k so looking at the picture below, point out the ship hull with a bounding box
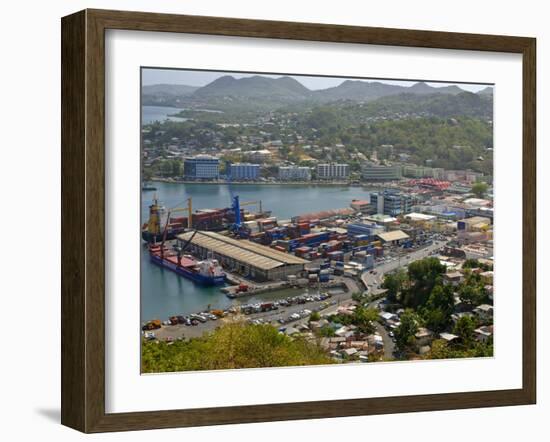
[149,254,225,286]
[142,230,182,243]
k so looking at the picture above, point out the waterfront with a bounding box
[142,105,187,124]
[141,182,372,321]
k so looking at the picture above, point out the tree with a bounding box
[421,284,455,332]
[453,315,476,348]
[463,258,492,271]
[142,167,153,181]
[309,311,321,322]
[353,306,379,335]
[351,291,368,305]
[428,339,450,359]
[394,309,420,353]
[471,181,488,198]
[457,273,487,307]
[382,269,407,304]
[319,325,335,338]
[172,159,182,176]
[401,258,446,309]
[142,322,334,373]
[422,309,448,334]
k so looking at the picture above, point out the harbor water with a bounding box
[141,105,187,124]
[141,181,372,321]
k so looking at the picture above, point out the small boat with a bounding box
[142,182,157,191]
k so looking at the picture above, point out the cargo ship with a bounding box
[149,244,226,285]
[142,196,271,243]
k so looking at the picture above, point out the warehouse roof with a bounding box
[178,231,308,271]
[377,230,410,242]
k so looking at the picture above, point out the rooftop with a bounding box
[178,230,308,271]
[405,212,436,221]
[377,230,410,242]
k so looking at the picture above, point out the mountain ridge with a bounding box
[142,76,494,109]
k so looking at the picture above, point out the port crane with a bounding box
[228,196,264,237]
[226,172,263,236]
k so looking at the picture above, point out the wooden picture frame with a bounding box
[61,8,536,433]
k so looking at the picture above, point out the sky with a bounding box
[141,68,491,93]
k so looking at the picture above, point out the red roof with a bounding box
[407,178,451,190]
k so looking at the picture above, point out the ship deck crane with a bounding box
[239,200,263,214]
[167,197,193,229]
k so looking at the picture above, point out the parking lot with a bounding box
[144,289,352,341]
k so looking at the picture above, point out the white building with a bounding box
[278,166,311,181]
[316,163,350,180]
[362,163,402,181]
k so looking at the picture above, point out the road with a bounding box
[375,323,395,359]
[361,240,449,289]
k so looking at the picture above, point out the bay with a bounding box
[142,105,187,124]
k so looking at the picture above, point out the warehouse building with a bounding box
[377,230,410,245]
[177,231,308,282]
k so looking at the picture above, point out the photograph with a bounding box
[140,68,495,373]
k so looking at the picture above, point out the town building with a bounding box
[316,163,350,180]
[457,216,492,232]
[278,166,312,181]
[347,222,385,239]
[361,163,402,181]
[183,155,220,180]
[369,189,413,216]
[362,214,399,228]
[244,149,272,163]
[402,165,445,179]
[474,304,494,321]
[474,325,494,342]
[444,169,484,184]
[350,199,370,212]
[229,163,260,180]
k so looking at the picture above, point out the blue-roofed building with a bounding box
[347,222,385,239]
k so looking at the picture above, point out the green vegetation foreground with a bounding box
[142,322,334,373]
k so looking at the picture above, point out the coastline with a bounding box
[149,177,394,188]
